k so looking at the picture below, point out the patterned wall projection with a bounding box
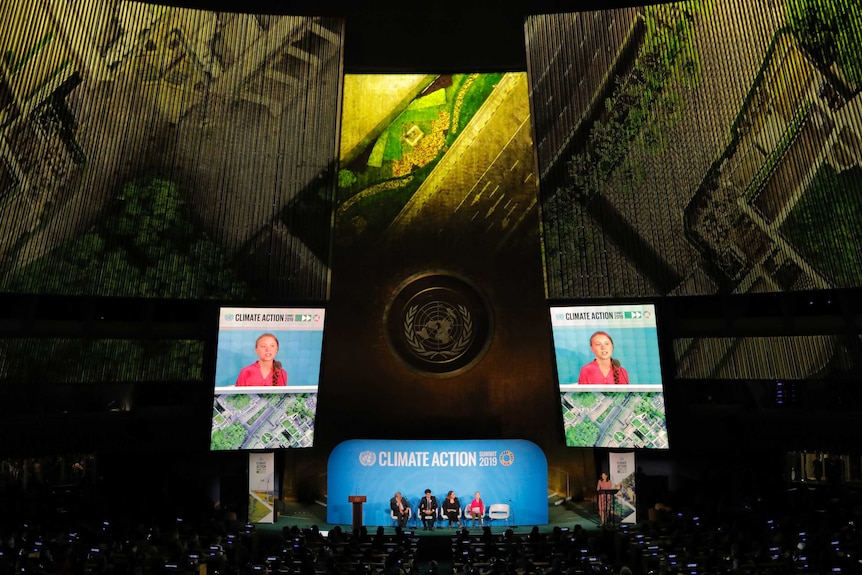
[0,337,204,411]
[672,333,862,411]
[0,1,342,301]
[527,0,862,299]
[673,334,852,380]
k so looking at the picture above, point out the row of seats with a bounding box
[390,504,510,527]
[450,526,621,575]
[282,525,420,575]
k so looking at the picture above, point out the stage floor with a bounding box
[258,498,603,536]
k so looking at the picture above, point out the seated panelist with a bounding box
[468,491,485,527]
[389,491,410,527]
[442,490,462,528]
[418,489,438,531]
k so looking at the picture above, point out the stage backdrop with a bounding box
[248,452,276,523]
[327,439,548,527]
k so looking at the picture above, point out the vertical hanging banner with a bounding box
[609,451,636,524]
[248,452,276,523]
[327,439,548,526]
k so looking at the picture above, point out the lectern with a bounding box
[598,488,619,528]
[348,495,367,529]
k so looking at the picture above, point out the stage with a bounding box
[258,497,604,537]
[236,497,619,573]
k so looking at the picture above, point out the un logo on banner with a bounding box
[386,273,493,377]
[359,451,377,466]
[499,450,514,466]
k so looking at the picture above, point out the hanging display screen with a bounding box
[210,306,326,450]
[549,303,669,449]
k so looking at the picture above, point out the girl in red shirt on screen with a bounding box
[235,333,288,386]
[577,331,629,384]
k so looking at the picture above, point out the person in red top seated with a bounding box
[578,331,629,384]
[468,491,485,527]
[235,333,288,386]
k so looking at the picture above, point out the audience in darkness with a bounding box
[1,456,860,575]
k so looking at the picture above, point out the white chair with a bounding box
[390,506,411,526]
[465,504,484,526]
[417,502,437,528]
[440,503,462,527]
[487,503,510,526]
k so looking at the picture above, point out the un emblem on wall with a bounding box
[386,273,493,376]
[358,451,377,466]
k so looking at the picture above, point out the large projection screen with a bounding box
[550,302,669,449]
[210,306,326,450]
[527,0,862,300]
[0,1,341,302]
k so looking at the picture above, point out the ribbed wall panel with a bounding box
[527,0,862,299]
[672,334,848,380]
[0,1,343,302]
[0,337,204,384]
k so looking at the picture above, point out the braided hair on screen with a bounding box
[271,358,283,386]
[256,333,283,386]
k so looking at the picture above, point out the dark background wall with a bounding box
[1,0,861,521]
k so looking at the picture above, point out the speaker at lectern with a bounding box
[597,489,619,527]
[348,495,366,529]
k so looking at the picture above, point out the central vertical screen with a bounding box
[549,303,668,449]
[210,306,326,450]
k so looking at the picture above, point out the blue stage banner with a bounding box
[327,439,548,527]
